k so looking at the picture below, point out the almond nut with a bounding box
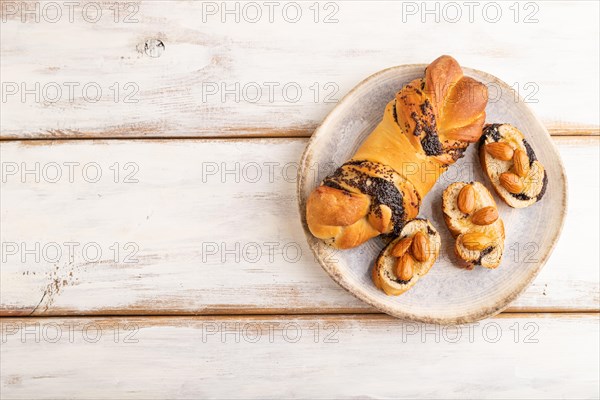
[457,184,475,214]
[471,206,499,225]
[394,253,414,281]
[485,142,514,161]
[391,236,413,257]
[411,231,429,262]
[499,172,524,194]
[461,232,493,251]
[513,149,530,177]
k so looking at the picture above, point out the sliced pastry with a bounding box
[442,182,505,269]
[372,219,441,295]
[479,123,548,208]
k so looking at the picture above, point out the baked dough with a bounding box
[372,219,441,295]
[442,182,505,269]
[306,55,488,249]
[479,123,548,208]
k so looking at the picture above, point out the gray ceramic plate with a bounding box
[297,64,567,324]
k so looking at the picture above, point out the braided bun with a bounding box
[307,55,488,249]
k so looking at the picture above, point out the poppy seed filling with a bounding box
[411,99,444,156]
[481,123,503,143]
[475,246,495,266]
[323,161,407,235]
[480,124,547,203]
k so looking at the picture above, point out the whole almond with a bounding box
[472,206,499,225]
[513,149,530,177]
[499,172,524,194]
[411,231,429,262]
[461,232,493,251]
[391,236,413,257]
[485,142,514,161]
[394,253,414,281]
[457,184,475,214]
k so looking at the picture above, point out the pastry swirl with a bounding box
[306,55,489,249]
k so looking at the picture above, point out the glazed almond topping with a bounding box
[499,172,524,194]
[461,232,493,251]
[485,142,514,161]
[471,206,499,226]
[457,184,475,214]
[513,149,530,177]
[394,253,414,281]
[391,236,413,257]
[411,231,429,261]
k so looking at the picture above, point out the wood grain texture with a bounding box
[1,1,598,138]
[1,136,598,315]
[1,314,599,399]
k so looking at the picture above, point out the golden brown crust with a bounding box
[334,218,381,250]
[425,54,464,113]
[306,186,370,227]
[352,103,445,199]
[439,77,488,138]
[368,204,393,233]
[307,55,489,249]
[372,219,441,295]
[372,260,382,290]
[479,144,492,185]
[479,123,548,208]
[444,112,487,143]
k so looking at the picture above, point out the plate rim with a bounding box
[296,63,569,325]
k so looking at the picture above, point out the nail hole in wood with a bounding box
[144,39,165,58]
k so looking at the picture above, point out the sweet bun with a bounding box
[442,182,505,269]
[479,123,548,208]
[372,219,441,295]
[306,55,488,249]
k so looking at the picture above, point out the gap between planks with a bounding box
[0,132,599,143]
[0,312,598,323]
[1,309,598,319]
[1,134,597,318]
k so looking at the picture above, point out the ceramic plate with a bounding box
[297,64,567,324]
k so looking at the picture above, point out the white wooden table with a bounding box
[1,1,599,398]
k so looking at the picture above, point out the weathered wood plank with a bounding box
[0,136,597,315]
[1,314,598,399]
[1,1,598,138]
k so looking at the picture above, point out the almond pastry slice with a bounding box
[372,219,441,296]
[442,182,505,269]
[479,123,548,208]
